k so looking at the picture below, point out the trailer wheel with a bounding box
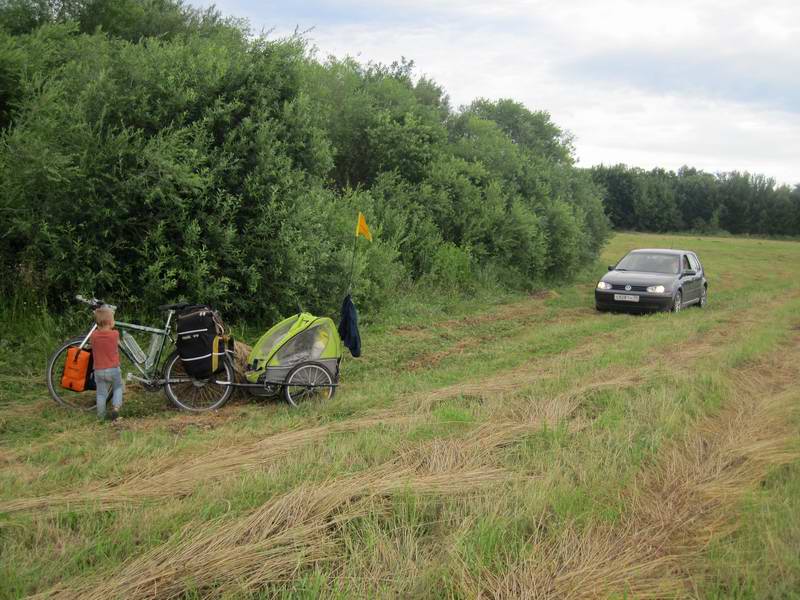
[283,362,335,407]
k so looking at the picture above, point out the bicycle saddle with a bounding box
[158,302,191,311]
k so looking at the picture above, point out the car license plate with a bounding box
[614,294,639,302]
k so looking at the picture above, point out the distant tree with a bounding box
[717,172,755,234]
[589,164,644,230]
[793,185,800,233]
[591,164,798,237]
[635,168,681,232]
[760,185,795,236]
[675,166,720,231]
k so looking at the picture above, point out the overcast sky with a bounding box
[196,1,799,186]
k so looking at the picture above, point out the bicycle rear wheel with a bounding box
[162,351,234,411]
[46,337,105,411]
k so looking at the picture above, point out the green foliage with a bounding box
[423,242,476,293]
[0,2,609,321]
[591,164,800,237]
[0,0,227,40]
[466,97,574,165]
[491,199,548,284]
[543,199,587,278]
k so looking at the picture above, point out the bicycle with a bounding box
[45,295,235,412]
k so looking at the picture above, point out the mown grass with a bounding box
[1,232,800,598]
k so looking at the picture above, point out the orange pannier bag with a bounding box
[61,346,92,392]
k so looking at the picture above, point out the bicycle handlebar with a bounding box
[75,294,117,312]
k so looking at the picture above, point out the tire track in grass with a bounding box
[3,292,795,515]
[14,317,800,597]
[0,415,418,514]
[21,374,612,598]
[482,340,800,599]
[30,414,571,599]
[0,371,600,516]
[30,467,508,600]
[29,333,800,599]
[405,289,798,412]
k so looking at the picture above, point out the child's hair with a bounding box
[94,306,115,328]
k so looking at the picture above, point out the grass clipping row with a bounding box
[484,378,800,599]
[30,393,586,599]
[33,466,508,599]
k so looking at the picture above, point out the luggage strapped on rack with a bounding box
[175,305,233,379]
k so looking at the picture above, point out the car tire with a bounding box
[671,290,682,313]
[698,285,708,308]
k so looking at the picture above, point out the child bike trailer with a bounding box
[245,312,342,406]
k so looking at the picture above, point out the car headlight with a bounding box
[597,281,613,290]
[646,285,666,293]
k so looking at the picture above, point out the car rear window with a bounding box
[616,252,680,274]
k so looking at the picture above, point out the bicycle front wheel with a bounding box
[46,336,105,411]
[163,351,233,412]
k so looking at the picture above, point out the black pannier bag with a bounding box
[175,305,232,378]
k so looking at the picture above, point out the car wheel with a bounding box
[699,285,708,308]
[672,290,682,313]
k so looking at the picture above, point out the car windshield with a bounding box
[615,252,679,274]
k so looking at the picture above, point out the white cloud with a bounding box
[202,0,800,185]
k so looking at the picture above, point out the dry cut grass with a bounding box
[29,378,606,599]
[2,355,626,515]
[481,373,800,599]
[32,467,508,599]
[0,415,416,514]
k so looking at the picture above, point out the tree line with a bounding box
[0,0,610,321]
[590,164,800,236]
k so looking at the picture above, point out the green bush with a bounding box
[543,200,588,279]
[0,2,610,323]
[424,242,475,293]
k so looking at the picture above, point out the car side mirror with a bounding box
[608,265,615,271]
[683,269,696,277]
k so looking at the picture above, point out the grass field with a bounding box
[2,232,800,599]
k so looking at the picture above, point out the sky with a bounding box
[195,1,799,186]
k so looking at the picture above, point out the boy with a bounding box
[91,305,124,421]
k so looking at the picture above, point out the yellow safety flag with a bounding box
[355,211,372,241]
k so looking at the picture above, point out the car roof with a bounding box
[628,248,692,256]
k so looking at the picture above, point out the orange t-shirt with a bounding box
[91,329,120,370]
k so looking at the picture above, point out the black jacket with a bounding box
[338,294,361,358]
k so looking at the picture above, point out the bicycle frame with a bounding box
[76,311,176,381]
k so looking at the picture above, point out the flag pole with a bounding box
[346,230,358,295]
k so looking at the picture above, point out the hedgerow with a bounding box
[0,1,609,320]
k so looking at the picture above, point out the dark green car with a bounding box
[595,249,708,313]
